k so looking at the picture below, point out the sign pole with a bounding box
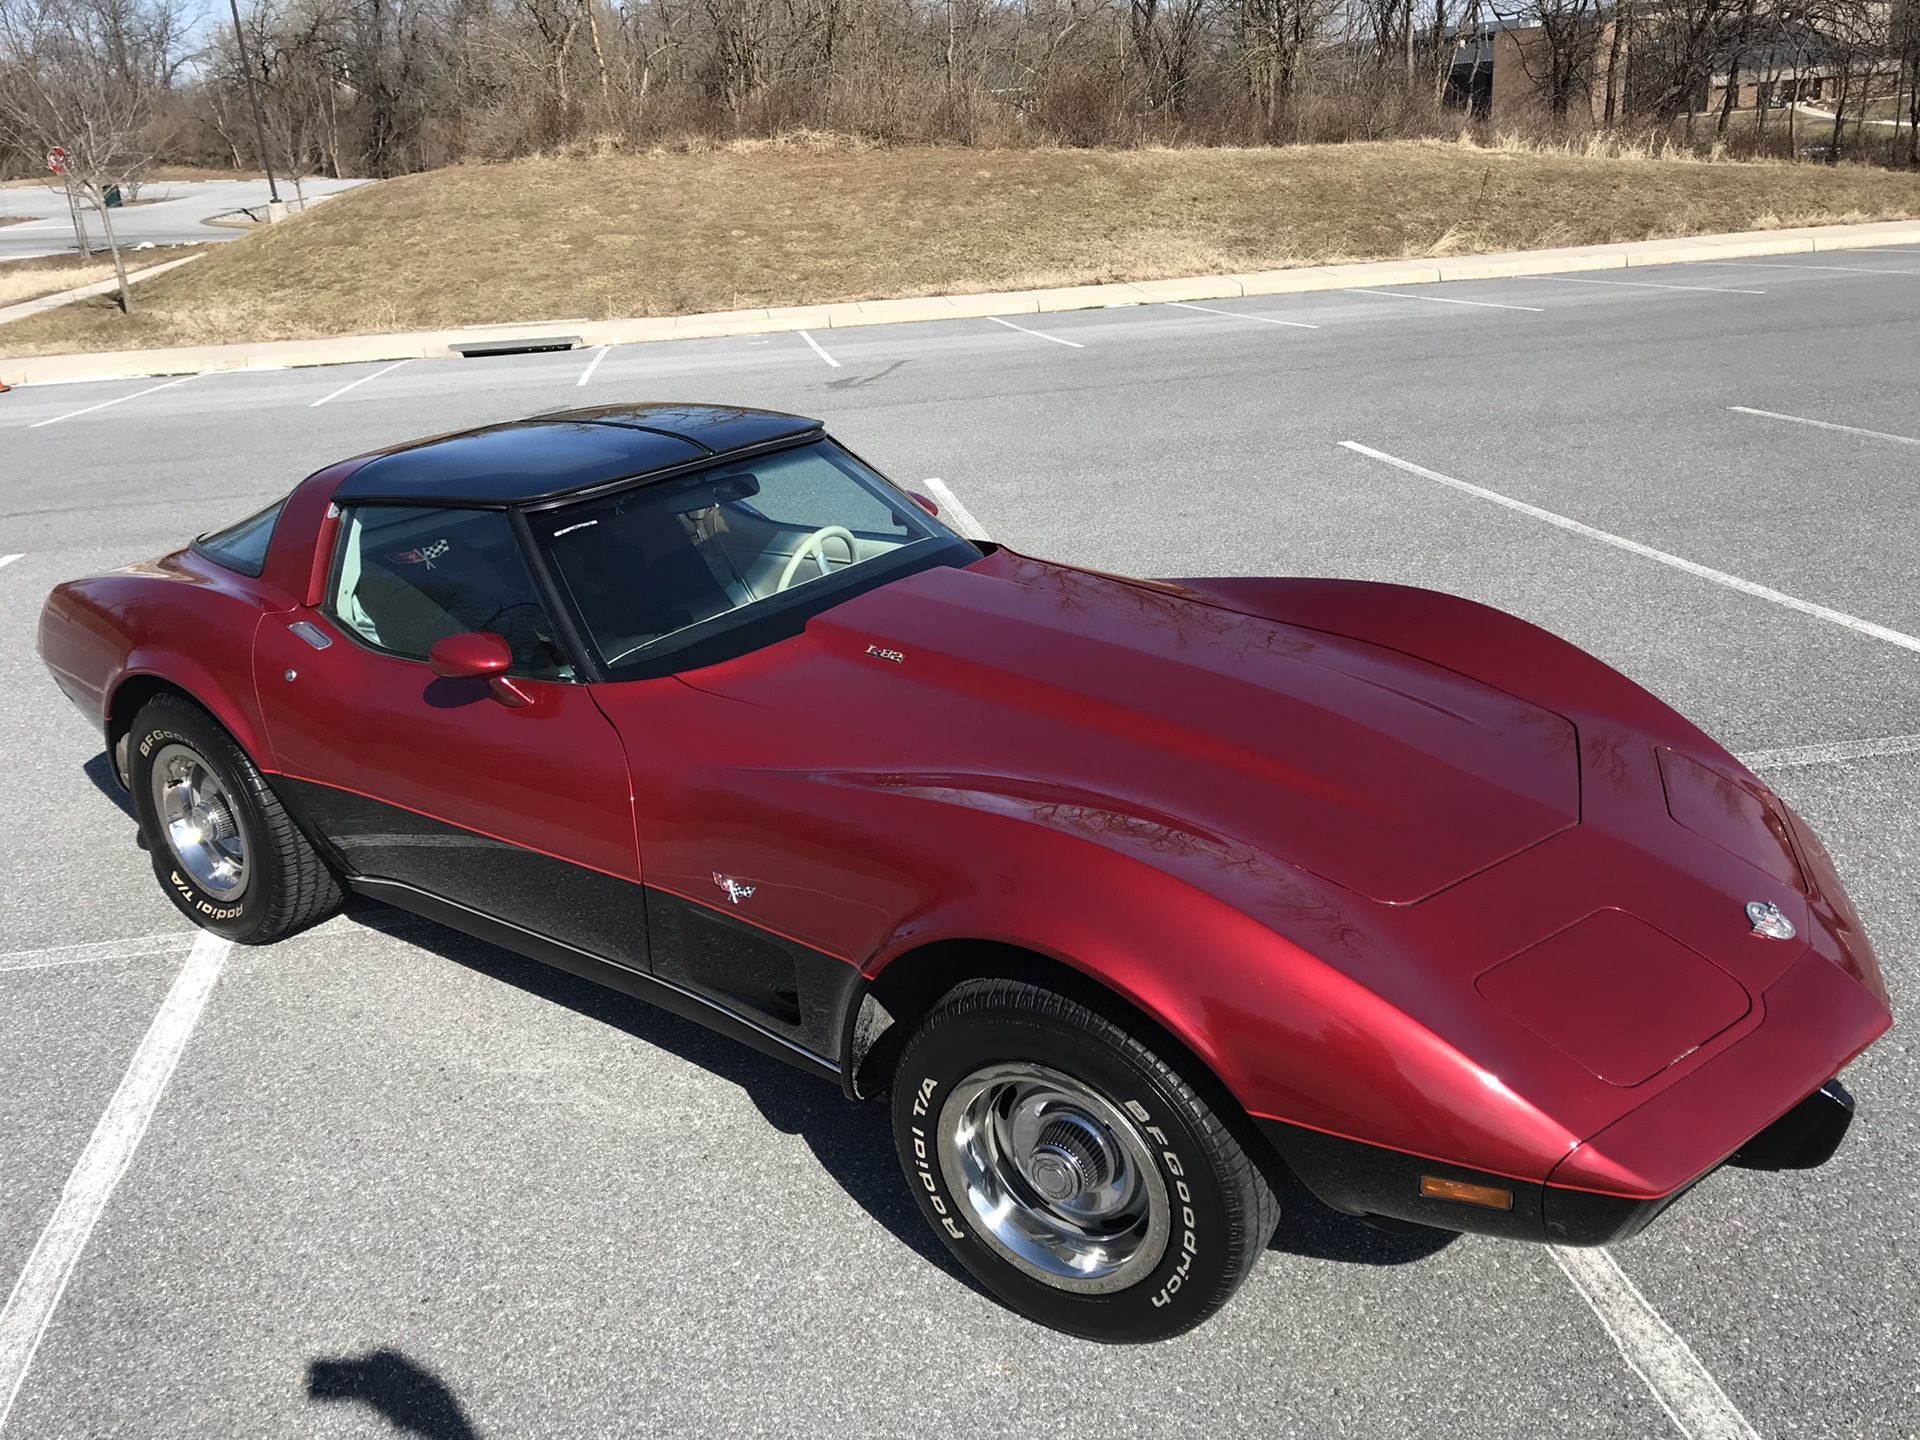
[225,0,282,205]
[47,148,87,258]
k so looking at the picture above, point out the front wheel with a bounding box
[127,694,343,944]
[891,978,1279,1341]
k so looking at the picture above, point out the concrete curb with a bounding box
[5,217,1919,387]
[0,253,205,328]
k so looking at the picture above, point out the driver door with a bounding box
[253,502,647,967]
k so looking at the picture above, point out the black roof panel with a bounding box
[334,404,823,505]
[556,403,823,455]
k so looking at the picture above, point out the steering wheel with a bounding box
[775,526,858,593]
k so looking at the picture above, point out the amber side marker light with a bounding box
[1420,1176,1514,1211]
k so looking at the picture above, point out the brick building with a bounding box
[1448,6,1902,123]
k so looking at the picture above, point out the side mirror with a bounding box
[428,632,530,707]
[906,490,940,517]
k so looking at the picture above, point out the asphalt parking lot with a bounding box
[1,253,1916,1438]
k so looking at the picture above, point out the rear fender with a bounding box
[108,624,273,777]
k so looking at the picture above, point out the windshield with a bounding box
[530,440,975,675]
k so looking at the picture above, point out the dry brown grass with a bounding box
[7,140,1920,358]
[0,246,214,312]
[0,254,120,307]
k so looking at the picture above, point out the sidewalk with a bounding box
[4,217,1919,387]
[0,253,204,328]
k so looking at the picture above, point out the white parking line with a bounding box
[1166,302,1319,330]
[1347,288,1545,313]
[1339,442,1920,655]
[0,930,233,1431]
[1540,276,1766,296]
[1740,732,1920,771]
[1551,1251,1758,1440]
[920,478,990,540]
[29,374,194,429]
[1551,1248,1760,1440]
[1714,261,1920,276]
[799,331,841,368]
[0,934,189,975]
[0,555,21,572]
[310,358,410,408]
[985,315,1085,349]
[576,344,611,387]
[1728,406,1920,448]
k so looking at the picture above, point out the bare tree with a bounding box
[1900,0,1920,164]
[1491,0,1606,119]
[0,0,187,310]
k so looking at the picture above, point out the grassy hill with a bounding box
[7,138,1920,357]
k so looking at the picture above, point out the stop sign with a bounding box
[46,146,66,174]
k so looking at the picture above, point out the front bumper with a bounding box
[1256,792,1890,1247]
[1256,1116,1692,1246]
[1728,1078,1855,1171]
[1260,1076,1856,1247]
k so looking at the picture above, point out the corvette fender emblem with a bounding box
[1745,900,1795,940]
[713,873,756,905]
[865,644,905,664]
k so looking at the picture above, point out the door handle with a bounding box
[288,620,333,650]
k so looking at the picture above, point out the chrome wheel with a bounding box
[938,1062,1169,1293]
[149,743,248,903]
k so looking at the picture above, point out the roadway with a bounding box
[0,250,1916,1438]
[0,179,370,262]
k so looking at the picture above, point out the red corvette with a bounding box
[39,404,1892,1340]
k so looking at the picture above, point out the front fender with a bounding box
[851,814,1580,1186]
[1167,576,1741,772]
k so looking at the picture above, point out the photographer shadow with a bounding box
[307,1348,478,1440]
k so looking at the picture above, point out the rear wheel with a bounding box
[127,694,343,943]
[891,978,1278,1341]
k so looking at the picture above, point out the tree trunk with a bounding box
[1603,9,1625,128]
[586,0,613,113]
[1827,66,1846,159]
[1909,57,1920,166]
[91,187,135,314]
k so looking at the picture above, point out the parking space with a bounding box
[1,252,1916,1437]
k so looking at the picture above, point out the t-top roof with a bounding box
[333,403,825,505]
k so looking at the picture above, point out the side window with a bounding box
[194,498,285,577]
[328,506,572,679]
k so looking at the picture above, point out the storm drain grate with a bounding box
[450,334,583,358]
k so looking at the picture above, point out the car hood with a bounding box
[687,549,1579,906]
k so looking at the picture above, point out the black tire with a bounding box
[127,694,343,944]
[891,978,1279,1342]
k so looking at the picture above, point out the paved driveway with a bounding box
[0,179,370,262]
[0,251,1915,1438]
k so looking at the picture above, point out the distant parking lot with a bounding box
[0,178,369,262]
[2,252,1915,1438]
